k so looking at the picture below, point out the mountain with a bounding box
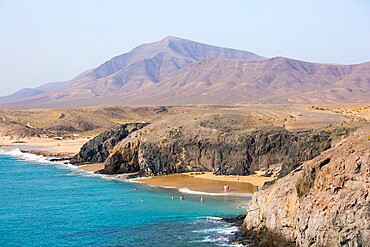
[0,69,92,103]
[1,36,369,108]
[130,57,370,105]
[0,88,46,103]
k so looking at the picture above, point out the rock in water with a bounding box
[243,126,370,246]
[72,122,149,164]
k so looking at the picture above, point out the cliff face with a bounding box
[102,114,348,176]
[243,127,370,246]
[72,122,148,164]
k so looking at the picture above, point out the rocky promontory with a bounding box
[101,113,349,176]
[72,122,148,164]
[243,126,370,246]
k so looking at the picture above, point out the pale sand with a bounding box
[186,171,275,188]
[0,136,88,155]
[140,173,275,194]
[79,163,105,172]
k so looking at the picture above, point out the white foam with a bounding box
[193,218,242,246]
[237,201,250,210]
[199,235,227,243]
[178,187,252,197]
[128,176,151,181]
[199,235,244,246]
[126,177,152,184]
[0,148,51,164]
[143,183,177,189]
[193,225,239,234]
[0,148,80,173]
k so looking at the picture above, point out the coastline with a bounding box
[0,135,268,245]
[0,136,89,157]
[76,163,274,195]
[79,163,105,172]
[185,171,274,188]
[0,136,274,195]
[139,172,273,195]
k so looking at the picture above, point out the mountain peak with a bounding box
[88,36,264,80]
[1,37,367,108]
[161,35,183,42]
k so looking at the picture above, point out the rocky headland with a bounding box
[71,111,351,177]
[72,122,148,164]
[243,126,370,246]
[102,117,348,177]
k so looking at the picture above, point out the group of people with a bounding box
[172,194,185,200]
[134,187,205,203]
[171,194,204,202]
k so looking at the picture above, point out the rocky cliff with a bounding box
[243,126,370,246]
[102,113,349,176]
[72,122,148,164]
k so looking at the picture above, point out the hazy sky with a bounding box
[0,0,369,96]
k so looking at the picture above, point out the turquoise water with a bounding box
[0,150,248,246]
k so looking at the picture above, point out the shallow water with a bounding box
[0,151,249,246]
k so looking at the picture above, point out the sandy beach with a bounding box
[77,164,275,194]
[0,136,89,156]
[186,171,275,188]
[140,172,275,195]
[79,163,105,172]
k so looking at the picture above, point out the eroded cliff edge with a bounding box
[72,122,149,164]
[101,113,350,176]
[243,126,370,246]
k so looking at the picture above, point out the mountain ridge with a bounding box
[1,36,369,108]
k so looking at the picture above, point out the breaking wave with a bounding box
[179,187,252,197]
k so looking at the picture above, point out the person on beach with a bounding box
[224,184,227,192]
[225,184,230,192]
[180,195,184,200]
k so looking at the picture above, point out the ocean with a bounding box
[0,149,249,246]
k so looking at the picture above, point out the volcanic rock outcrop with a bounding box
[73,122,148,164]
[101,114,349,176]
[243,126,370,246]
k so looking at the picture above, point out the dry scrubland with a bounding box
[0,104,368,160]
[1,103,368,140]
[0,103,368,163]
[0,103,366,162]
[0,106,169,139]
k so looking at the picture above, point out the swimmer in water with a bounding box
[200,196,204,202]
[180,195,184,200]
[171,194,174,200]
[133,187,137,191]
[140,199,144,202]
